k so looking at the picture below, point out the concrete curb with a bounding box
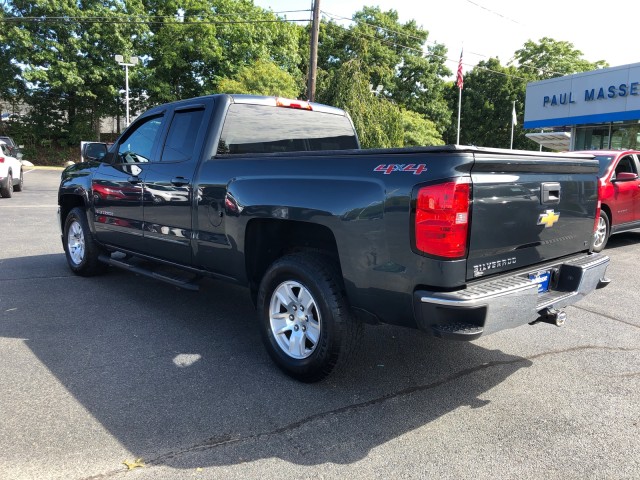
[25,166,66,171]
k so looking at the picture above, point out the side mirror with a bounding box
[81,142,108,162]
[613,172,638,182]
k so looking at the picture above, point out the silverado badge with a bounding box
[537,209,560,228]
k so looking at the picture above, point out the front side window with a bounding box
[117,116,164,163]
[614,155,638,178]
[217,104,358,155]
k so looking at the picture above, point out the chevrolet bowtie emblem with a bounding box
[538,209,560,228]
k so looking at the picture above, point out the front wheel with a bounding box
[593,210,610,253]
[63,207,107,276]
[257,252,361,382]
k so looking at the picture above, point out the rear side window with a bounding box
[595,155,614,178]
[161,109,205,162]
[217,104,358,155]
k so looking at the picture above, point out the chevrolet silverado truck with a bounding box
[58,94,610,382]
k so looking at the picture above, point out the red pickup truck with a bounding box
[574,150,640,252]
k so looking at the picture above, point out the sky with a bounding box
[253,0,640,75]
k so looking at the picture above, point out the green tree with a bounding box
[317,7,451,133]
[6,0,146,144]
[317,60,402,149]
[444,58,532,149]
[513,37,608,80]
[445,37,608,150]
[0,8,20,100]
[139,0,303,105]
[218,59,302,97]
[402,109,443,146]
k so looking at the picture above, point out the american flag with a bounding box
[456,49,464,90]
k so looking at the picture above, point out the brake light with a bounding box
[415,178,470,258]
[0,157,4,163]
[276,98,313,110]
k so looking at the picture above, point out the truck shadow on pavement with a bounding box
[602,231,640,250]
[0,253,533,470]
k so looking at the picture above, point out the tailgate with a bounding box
[467,152,598,280]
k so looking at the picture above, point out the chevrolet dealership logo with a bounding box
[538,209,560,228]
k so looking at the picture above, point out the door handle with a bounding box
[171,177,189,187]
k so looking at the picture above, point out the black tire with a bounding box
[592,210,610,253]
[13,169,23,192]
[257,252,362,382]
[63,206,107,276]
[1,170,13,198]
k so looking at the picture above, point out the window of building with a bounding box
[610,123,640,150]
[574,125,610,150]
[574,122,640,150]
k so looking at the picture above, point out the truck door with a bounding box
[141,105,208,264]
[92,115,164,253]
[611,154,640,225]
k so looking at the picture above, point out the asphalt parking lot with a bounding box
[1,168,639,480]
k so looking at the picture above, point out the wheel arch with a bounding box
[245,219,342,303]
[601,202,612,225]
[59,194,88,233]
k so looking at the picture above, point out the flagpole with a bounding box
[456,48,463,145]
[456,87,462,145]
[510,100,515,149]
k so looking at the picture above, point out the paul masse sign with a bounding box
[524,63,640,129]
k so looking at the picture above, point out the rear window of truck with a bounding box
[217,104,358,155]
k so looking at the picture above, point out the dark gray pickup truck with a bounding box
[58,94,610,381]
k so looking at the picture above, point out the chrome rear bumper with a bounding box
[413,252,610,340]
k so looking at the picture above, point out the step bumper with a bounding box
[413,252,610,340]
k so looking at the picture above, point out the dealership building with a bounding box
[524,62,640,151]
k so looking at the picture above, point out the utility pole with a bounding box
[307,0,321,102]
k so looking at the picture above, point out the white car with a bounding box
[0,142,23,198]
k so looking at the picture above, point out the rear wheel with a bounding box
[593,210,610,253]
[1,170,13,198]
[257,252,361,382]
[63,207,107,276]
[13,169,23,192]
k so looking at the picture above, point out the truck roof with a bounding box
[140,94,350,118]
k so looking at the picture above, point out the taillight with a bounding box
[415,178,470,258]
[0,157,4,163]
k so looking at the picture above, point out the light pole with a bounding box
[115,55,138,127]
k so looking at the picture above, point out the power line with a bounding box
[321,10,439,48]
[465,0,522,25]
[0,17,310,25]
[321,8,572,81]
[321,9,529,82]
[0,10,312,25]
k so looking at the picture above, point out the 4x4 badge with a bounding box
[538,209,560,228]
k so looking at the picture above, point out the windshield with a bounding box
[594,155,615,178]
